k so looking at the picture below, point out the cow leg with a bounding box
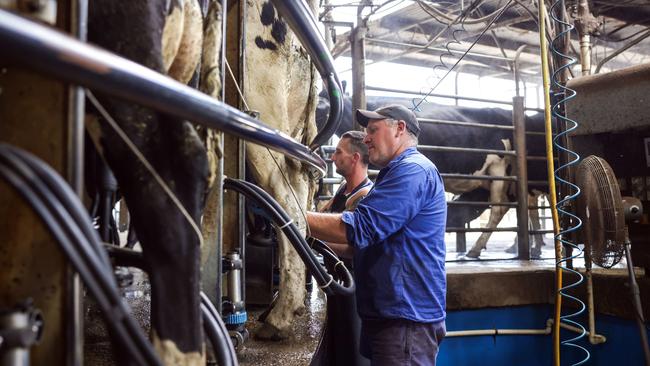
[466,159,510,258]
[89,1,208,363]
[247,150,314,340]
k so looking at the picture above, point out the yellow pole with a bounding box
[537,1,563,365]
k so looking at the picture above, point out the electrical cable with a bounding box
[594,28,650,73]
[549,0,590,364]
[413,0,515,109]
[0,143,161,366]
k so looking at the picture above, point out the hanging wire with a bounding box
[413,0,515,110]
[548,0,590,364]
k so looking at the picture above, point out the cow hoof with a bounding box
[255,323,289,341]
[465,249,482,258]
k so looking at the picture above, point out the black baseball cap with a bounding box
[356,104,420,137]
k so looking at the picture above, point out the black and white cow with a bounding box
[318,92,549,258]
[88,1,209,363]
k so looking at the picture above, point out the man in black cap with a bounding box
[307,105,448,365]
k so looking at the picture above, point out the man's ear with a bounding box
[396,120,407,136]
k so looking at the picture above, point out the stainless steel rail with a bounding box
[367,85,545,112]
[0,9,326,174]
[418,145,517,156]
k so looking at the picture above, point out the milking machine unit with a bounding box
[0,301,43,366]
[222,251,249,349]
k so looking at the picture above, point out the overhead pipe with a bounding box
[366,85,545,112]
[271,0,343,149]
[0,9,326,175]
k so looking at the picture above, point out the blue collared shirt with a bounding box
[341,147,447,323]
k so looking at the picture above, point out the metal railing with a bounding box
[319,95,553,259]
[0,9,327,174]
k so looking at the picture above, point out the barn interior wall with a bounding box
[0,65,68,366]
[447,268,650,320]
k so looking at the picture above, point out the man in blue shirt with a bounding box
[307,105,447,365]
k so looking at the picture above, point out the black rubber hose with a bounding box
[232,179,354,295]
[230,179,325,283]
[309,239,354,295]
[200,292,238,366]
[224,178,354,296]
[0,163,155,366]
[270,0,343,150]
[0,144,161,366]
[101,245,239,366]
[6,146,112,268]
[225,179,327,285]
[0,148,158,365]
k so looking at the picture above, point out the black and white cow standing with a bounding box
[88,1,209,363]
[318,93,549,258]
[242,0,323,340]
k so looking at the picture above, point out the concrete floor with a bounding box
[237,287,325,366]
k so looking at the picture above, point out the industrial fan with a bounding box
[574,155,650,363]
[575,155,626,268]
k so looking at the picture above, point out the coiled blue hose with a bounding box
[549,1,590,364]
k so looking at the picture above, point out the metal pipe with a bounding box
[579,34,591,76]
[449,317,610,340]
[514,45,527,97]
[66,1,87,364]
[366,85,545,112]
[445,227,519,233]
[513,96,530,260]
[418,145,516,156]
[270,0,342,149]
[529,229,554,234]
[441,173,517,181]
[447,201,517,207]
[624,240,650,365]
[0,9,326,174]
[447,320,552,337]
[418,118,514,130]
[350,3,367,131]
[366,38,514,62]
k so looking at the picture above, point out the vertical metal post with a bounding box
[513,96,530,259]
[575,0,598,77]
[238,0,247,307]
[455,229,466,253]
[624,239,650,365]
[66,1,87,364]
[216,0,228,312]
[351,4,367,130]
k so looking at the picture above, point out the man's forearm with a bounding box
[326,242,354,259]
[306,212,348,244]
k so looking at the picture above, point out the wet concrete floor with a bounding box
[84,266,326,366]
[237,287,325,366]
